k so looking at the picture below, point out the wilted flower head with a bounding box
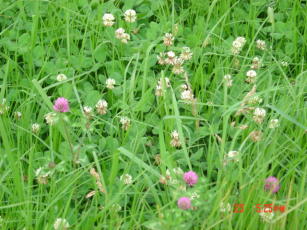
[251,57,262,69]
[180,47,193,61]
[253,108,266,124]
[249,130,262,142]
[106,78,116,89]
[224,74,233,87]
[53,218,70,230]
[256,39,266,50]
[170,130,181,147]
[102,13,115,27]
[120,173,133,185]
[44,112,58,125]
[95,99,108,115]
[56,74,67,82]
[120,116,131,130]
[183,171,198,186]
[163,33,174,46]
[53,97,70,113]
[124,9,137,23]
[246,70,257,83]
[31,123,40,134]
[177,197,191,210]
[264,176,280,193]
[89,168,105,193]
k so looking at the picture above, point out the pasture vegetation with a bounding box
[0,0,306,229]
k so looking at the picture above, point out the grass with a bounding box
[0,0,306,229]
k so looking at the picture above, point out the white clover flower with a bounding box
[169,178,179,185]
[220,202,232,213]
[157,77,171,88]
[83,106,93,117]
[180,46,193,61]
[163,33,174,46]
[281,61,289,67]
[124,9,137,23]
[191,192,200,200]
[102,13,115,27]
[172,57,184,75]
[115,28,125,39]
[165,51,176,65]
[155,85,163,97]
[223,151,239,166]
[181,89,194,101]
[246,70,257,83]
[56,74,67,82]
[227,150,239,158]
[53,218,70,230]
[170,130,181,147]
[157,52,167,65]
[231,37,246,55]
[173,167,183,175]
[120,173,133,185]
[15,111,22,119]
[120,116,131,130]
[106,78,116,89]
[0,99,9,115]
[224,74,233,87]
[259,211,274,223]
[120,33,130,43]
[111,203,122,212]
[236,37,246,45]
[269,119,279,129]
[95,100,108,115]
[253,108,266,124]
[181,84,189,90]
[256,39,266,50]
[44,112,58,125]
[31,123,40,134]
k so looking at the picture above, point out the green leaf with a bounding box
[94,45,107,62]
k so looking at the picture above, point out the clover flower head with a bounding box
[177,197,191,210]
[124,9,137,23]
[53,97,70,113]
[183,171,198,186]
[264,176,280,193]
[56,74,67,82]
[53,218,70,230]
[106,78,116,89]
[102,13,115,27]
